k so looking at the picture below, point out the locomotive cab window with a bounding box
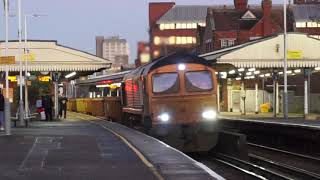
[185,71,213,92]
[152,73,179,94]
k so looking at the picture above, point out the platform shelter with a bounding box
[0,40,111,119]
[201,33,320,117]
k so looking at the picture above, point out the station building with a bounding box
[201,33,320,116]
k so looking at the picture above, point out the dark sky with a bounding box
[0,0,285,63]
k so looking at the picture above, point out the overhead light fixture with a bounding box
[294,69,301,73]
[259,74,265,78]
[254,70,260,75]
[315,67,320,71]
[238,68,245,72]
[246,72,252,76]
[228,70,236,75]
[96,84,109,88]
[65,72,77,78]
[286,70,292,74]
[248,68,256,72]
[279,72,284,75]
[235,77,241,81]
[265,73,271,77]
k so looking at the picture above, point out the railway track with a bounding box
[248,143,320,179]
[212,153,292,180]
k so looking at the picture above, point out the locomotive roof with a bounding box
[124,53,211,80]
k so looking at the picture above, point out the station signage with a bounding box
[0,56,15,64]
[287,50,303,60]
[38,76,51,82]
[23,52,36,61]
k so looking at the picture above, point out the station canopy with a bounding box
[201,33,320,68]
[0,40,111,72]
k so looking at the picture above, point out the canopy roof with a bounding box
[0,40,111,72]
[201,33,320,68]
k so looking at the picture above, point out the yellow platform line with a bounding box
[68,111,164,180]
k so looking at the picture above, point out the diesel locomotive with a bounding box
[69,53,220,152]
[121,53,219,152]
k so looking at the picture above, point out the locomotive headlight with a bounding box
[178,64,186,71]
[202,110,217,120]
[158,113,170,122]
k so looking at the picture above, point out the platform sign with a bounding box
[287,50,303,60]
[0,56,15,64]
[23,52,36,61]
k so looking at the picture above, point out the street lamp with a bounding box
[24,14,47,118]
[283,0,288,119]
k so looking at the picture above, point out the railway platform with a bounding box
[0,112,223,180]
[219,112,320,129]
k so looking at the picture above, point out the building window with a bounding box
[307,22,318,28]
[198,23,206,27]
[154,36,161,45]
[228,39,235,46]
[220,39,235,48]
[220,39,228,48]
[159,23,175,30]
[296,22,306,28]
[169,36,175,45]
[153,50,160,57]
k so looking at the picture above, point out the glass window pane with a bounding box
[185,71,213,92]
[181,37,187,44]
[181,23,187,29]
[187,23,192,29]
[187,37,193,44]
[176,23,181,29]
[176,37,181,44]
[192,23,197,28]
[153,73,179,93]
[170,23,175,29]
[160,24,165,30]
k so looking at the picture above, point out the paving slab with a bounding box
[0,120,158,180]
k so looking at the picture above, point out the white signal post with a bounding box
[24,14,47,118]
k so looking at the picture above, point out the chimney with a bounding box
[234,0,248,11]
[262,0,272,36]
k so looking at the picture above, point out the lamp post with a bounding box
[4,0,11,135]
[17,0,24,126]
[24,14,47,118]
[283,0,288,119]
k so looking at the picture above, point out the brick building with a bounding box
[149,2,208,59]
[292,3,320,39]
[198,0,287,54]
[135,42,150,67]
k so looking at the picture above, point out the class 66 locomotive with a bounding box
[121,53,219,152]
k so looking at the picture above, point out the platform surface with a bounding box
[219,112,320,129]
[0,112,222,180]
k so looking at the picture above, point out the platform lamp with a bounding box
[23,13,47,118]
[283,0,288,119]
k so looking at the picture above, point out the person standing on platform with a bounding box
[0,89,4,130]
[43,94,53,121]
[59,95,68,119]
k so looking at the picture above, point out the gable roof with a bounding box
[0,40,111,72]
[292,4,320,21]
[207,4,285,32]
[201,33,320,68]
[156,5,208,24]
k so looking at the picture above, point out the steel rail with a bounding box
[213,153,291,180]
[249,153,320,180]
